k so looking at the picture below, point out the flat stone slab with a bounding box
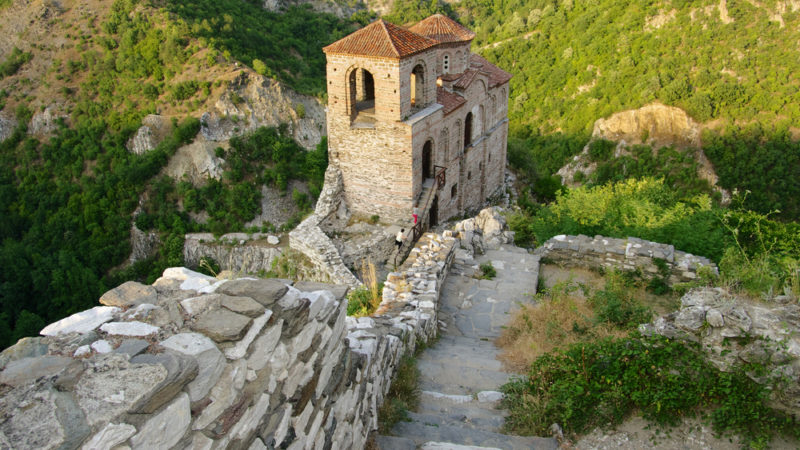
[100,321,160,337]
[293,281,350,301]
[0,356,76,387]
[191,308,252,342]
[216,279,288,307]
[99,281,157,307]
[40,306,119,336]
[220,295,265,318]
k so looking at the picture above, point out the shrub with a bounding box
[478,261,497,280]
[502,335,799,445]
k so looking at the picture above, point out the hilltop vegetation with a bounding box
[0,0,351,348]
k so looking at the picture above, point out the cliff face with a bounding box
[199,70,326,151]
[557,103,727,202]
[591,102,701,149]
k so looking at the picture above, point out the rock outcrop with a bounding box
[556,103,728,202]
[453,206,515,257]
[591,102,702,149]
[162,135,226,185]
[640,287,800,418]
[201,70,326,150]
[0,112,17,142]
[28,104,66,136]
[126,114,172,155]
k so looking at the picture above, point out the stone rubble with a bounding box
[640,287,800,418]
[0,229,457,449]
[535,234,718,284]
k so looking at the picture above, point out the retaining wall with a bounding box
[535,234,718,284]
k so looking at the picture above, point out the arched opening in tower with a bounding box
[464,112,473,148]
[410,64,424,108]
[350,68,375,124]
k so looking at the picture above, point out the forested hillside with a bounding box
[0,0,353,347]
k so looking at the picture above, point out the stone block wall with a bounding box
[184,233,283,274]
[0,230,459,449]
[535,234,718,284]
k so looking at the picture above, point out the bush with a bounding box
[502,335,799,445]
[478,261,497,280]
[252,58,267,76]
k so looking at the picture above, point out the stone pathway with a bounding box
[377,244,558,449]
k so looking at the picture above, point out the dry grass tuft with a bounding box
[497,279,628,373]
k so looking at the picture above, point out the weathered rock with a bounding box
[75,354,168,426]
[100,281,158,308]
[159,332,225,402]
[247,320,283,371]
[294,281,350,301]
[0,113,18,143]
[221,295,266,318]
[130,393,191,450]
[113,339,151,358]
[224,310,272,360]
[100,321,160,337]
[40,306,120,336]
[91,340,113,354]
[0,336,49,370]
[193,359,247,430]
[130,352,198,413]
[192,308,253,342]
[29,105,66,135]
[0,356,76,387]
[163,135,226,186]
[0,385,67,449]
[216,279,288,307]
[81,422,136,450]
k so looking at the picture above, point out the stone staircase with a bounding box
[376,245,557,450]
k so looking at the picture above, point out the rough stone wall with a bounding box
[640,288,800,419]
[183,232,283,274]
[535,234,718,284]
[0,228,458,449]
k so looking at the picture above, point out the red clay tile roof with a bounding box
[437,87,466,115]
[451,54,513,90]
[470,54,512,87]
[323,19,437,59]
[409,14,476,43]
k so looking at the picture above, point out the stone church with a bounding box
[323,14,511,232]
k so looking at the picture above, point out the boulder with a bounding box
[40,306,120,336]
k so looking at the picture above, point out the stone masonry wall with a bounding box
[535,234,718,284]
[184,233,283,274]
[0,231,458,449]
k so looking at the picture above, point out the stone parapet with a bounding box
[535,234,718,284]
[289,213,361,288]
[0,225,458,450]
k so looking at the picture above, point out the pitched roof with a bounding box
[408,14,476,43]
[451,54,512,90]
[469,54,512,87]
[436,87,466,115]
[323,19,437,59]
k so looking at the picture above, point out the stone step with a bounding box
[418,345,503,371]
[417,361,511,394]
[375,435,417,450]
[405,410,506,433]
[390,420,558,450]
[417,394,508,420]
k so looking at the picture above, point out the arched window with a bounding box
[443,54,450,73]
[464,112,473,148]
[349,68,375,122]
[410,64,424,108]
[439,128,449,163]
[422,140,433,179]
